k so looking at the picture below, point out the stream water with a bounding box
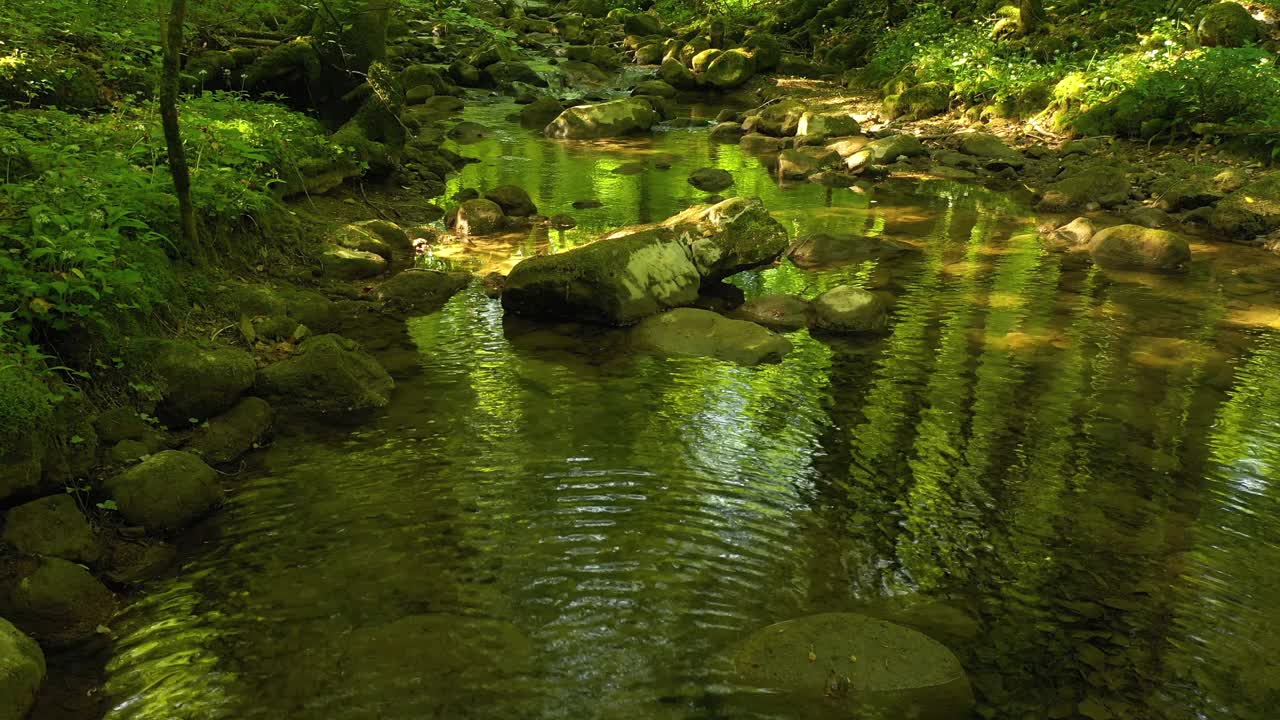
[92,91,1280,719]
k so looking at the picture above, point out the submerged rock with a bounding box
[544,97,659,139]
[186,397,274,466]
[0,616,44,720]
[789,233,914,269]
[731,294,811,331]
[105,451,223,532]
[809,286,889,333]
[1089,225,1191,272]
[502,197,788,325]
[2,557,115,648]
[734,613,974,719]
[256,334,395,417]
[1,495,99,565]
[633,308,792,365]
[688,167,734,192]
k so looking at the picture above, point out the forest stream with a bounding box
[78,85,1280,720]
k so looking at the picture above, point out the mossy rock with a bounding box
[743,98,807,137]
[2,556,114,647]
[484,185,538,217]
[1210,172,1280,240]
[319,245,389,280]
[454,198,506,236]
[0,367,53,505]
[256,334,395,418]
[734,613,974,719]
[1089,225,1192,273]
[688,167,734,192]
[93,408,154,445]
[731,294,811,331]
[889,82,951,121]
[1198,2,1265,48]
[0,55,103,110]
[632,308,792,365]
[1037,165,1132,211]
[376,269,471,316]
[809,286,890,333]
[864,134,926,162]
[129,339,256,427]
[545,97,660,139]
[503,197,787,325]
[1,495,99,565]
[702,49,756,89]
[0,616,44,720]
[520,96,566,129]
[186,397,274,466]
[104,450,223,532]
[659,58,698,90]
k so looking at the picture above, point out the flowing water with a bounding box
[93,92,1280,719]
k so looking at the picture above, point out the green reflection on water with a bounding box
[95,93,1280,720]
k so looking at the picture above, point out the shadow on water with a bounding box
[93,93,1280,720]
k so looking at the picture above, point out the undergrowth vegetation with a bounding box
[0,94,343,361]
[843,2,1280,153]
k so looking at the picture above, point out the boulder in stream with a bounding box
[632,308,792,365]
[484,185,538,217]
[733,613,974,720]
[502,197,788,325]
[105,450,223,532]
[1088,225,1192,272]
[454,198,507,236]
[256,334,395,417]
[809,286,890,333]
[701,48,755,89]
[0,616,44,720]
[376,269,471,315]
[688,167,734,192]
[659,57,698,90]
[544,97,660,139]
[731,294,811,331]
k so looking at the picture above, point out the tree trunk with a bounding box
[1019,0,1046,35]
[161,0,198,251]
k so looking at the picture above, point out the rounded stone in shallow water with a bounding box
[688,167,734,192]
[632,308,792,366]
[733,613,974,720]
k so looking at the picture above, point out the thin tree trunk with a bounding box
[1019,0,1046,35]
[161,0,198,251]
